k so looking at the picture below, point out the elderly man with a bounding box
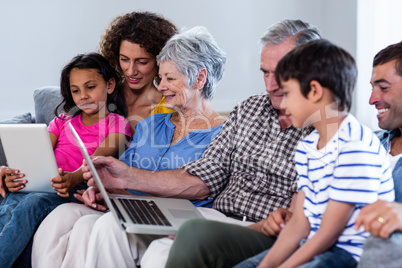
[355,41,402,267]
[82,19,321,268]
[168,41,402,268]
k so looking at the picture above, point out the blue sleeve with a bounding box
[119,117,148,165]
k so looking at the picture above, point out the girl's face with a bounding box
[158,61,200,111]
[119,41,157,91]
[69,68,115,119]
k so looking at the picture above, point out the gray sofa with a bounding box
[0,86,62,166]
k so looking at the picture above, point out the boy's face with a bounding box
[279,78,313,128]
[369,59,402,130]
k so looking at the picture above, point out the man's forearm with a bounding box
[124,167,211,200]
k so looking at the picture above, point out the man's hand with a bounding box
[4,168,26,192]
[355,200,402,238]
[82,156,128,189]
[249,208,293,237]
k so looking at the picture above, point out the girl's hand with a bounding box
[4,168,27,192]
[75,186,108,211]
[0,166,8,197]
[51,168,82,198]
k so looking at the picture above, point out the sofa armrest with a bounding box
[0,87,62,166]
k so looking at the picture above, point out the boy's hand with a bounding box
[4,168,27,192]
[262,208,293,237]
[51,168,82,198]
[249,208,293,237]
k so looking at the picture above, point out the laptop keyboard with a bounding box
[118,198,172,226]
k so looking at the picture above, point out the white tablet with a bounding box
[0,124,58,193]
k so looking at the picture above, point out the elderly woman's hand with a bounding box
[74,186,108,211]
[355,200,402,238]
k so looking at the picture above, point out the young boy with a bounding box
[253,40,395,268]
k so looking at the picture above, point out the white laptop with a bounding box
[0,124,58,193]
[69,122,204,235]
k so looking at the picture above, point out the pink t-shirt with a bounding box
[48,113,131,172]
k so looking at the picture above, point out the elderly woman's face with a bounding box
[158,61,200,110]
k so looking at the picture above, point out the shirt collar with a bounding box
[381,128,401,140]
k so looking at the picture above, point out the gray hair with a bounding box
[156,26,226,100]
[260,19,321,47]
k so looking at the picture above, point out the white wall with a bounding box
[0,0,357,120]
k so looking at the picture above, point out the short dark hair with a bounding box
[275,39,357,112]
[373,41,402,77]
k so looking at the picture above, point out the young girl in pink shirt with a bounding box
[0,52,131,267]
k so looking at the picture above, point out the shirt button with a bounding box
[242,192,247,196]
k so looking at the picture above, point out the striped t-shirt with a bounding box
[295,114,395,261]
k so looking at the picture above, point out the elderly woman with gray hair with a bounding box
[31,26,226,268]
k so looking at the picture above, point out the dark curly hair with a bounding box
[98,11,178,79]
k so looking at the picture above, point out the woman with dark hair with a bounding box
[98,11,178,133]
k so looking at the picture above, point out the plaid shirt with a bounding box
[182,94,313,222]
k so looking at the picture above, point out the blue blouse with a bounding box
[119,113,223,207]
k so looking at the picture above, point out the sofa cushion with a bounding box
[33,86,63,125]
[0,112,32,166]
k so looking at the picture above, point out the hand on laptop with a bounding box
[4,168,27,192]
[82,156,127,189]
